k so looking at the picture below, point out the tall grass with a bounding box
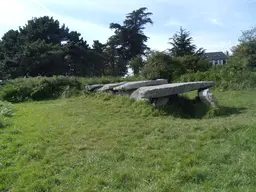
[0,76,144,103]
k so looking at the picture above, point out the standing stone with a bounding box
[198,89,218,107]
[151,97,170,107]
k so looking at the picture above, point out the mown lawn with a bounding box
[1,90,256,192]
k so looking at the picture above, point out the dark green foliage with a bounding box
[0,76,82,102]
[169,27,205,57]
[129,55,145,75]
[0,10,153,79]
[103,39,128,76]
[176,65,256,90]
[4,40,66,78]
[0,76,144,103]
[231,26,256,69]
[173,55,211,78]
[19,16,69,44]
[142,51,174,81]
[167,27,208,77]
[142,51,210,81]
[0,16,107,79]
[108,7,153,75]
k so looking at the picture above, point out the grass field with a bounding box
[1,90,256,191]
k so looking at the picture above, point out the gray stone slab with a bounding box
[113,79,168,91]
[85,84,103,92]
[130,81,215,100]
[97,82,126,92]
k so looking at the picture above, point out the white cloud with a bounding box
[209,18,223,26]
[164,19,184,27]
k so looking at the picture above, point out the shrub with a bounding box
[0,76,144,103]
[129,55,145,75]
[172,55,211,79]
[142,51,212,81]
[142,51,174,81]
[175,65,256,90]
[0,76,83,102]
[0,101,13,117]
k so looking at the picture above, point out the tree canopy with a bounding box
[109,7,153,74]
[231,27,256,68]
[0,8,154,79]
[168,27,204,57]
[1,7,246,81]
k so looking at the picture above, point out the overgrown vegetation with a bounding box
[0,101,13,117]
[0,76,144,103]
[0,100,14,128]
[176,61,256,90]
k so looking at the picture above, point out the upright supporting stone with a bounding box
[198,89,218,107]
[151,97,170,107]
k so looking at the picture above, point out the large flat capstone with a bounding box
[97,82,126,92]
[130,81,215,100]
[113,79,168,91]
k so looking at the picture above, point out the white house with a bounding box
[203,52,228,66]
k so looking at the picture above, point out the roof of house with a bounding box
[203,52,228,60]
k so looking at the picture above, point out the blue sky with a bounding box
[0,0,255,52]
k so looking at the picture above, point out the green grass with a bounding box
[1,90,256,191]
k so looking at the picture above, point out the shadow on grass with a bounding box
[0,121,9,129]
[156,95,246,119]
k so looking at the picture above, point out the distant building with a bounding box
[203,51,228,66]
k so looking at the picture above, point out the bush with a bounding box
[172,55,211,78]
[142,51,174,81]
[142,51,212,81]
[129,55,145,75]
[0,76,144,103]
[0,101,13,117]
[175,65,256,90]
[0,76,83,102]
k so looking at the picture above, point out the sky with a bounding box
[0,0,255,53]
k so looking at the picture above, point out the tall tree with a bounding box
[109,7,153,74]
[123,7,153,60]
[91,40,107,76]
[104,37,127,76]
[0,16,107,79]
[129,55,145,75]
[19,16,69,44]
[0,30,20,59]
[231,26,256,68]
[168,27,204,57]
